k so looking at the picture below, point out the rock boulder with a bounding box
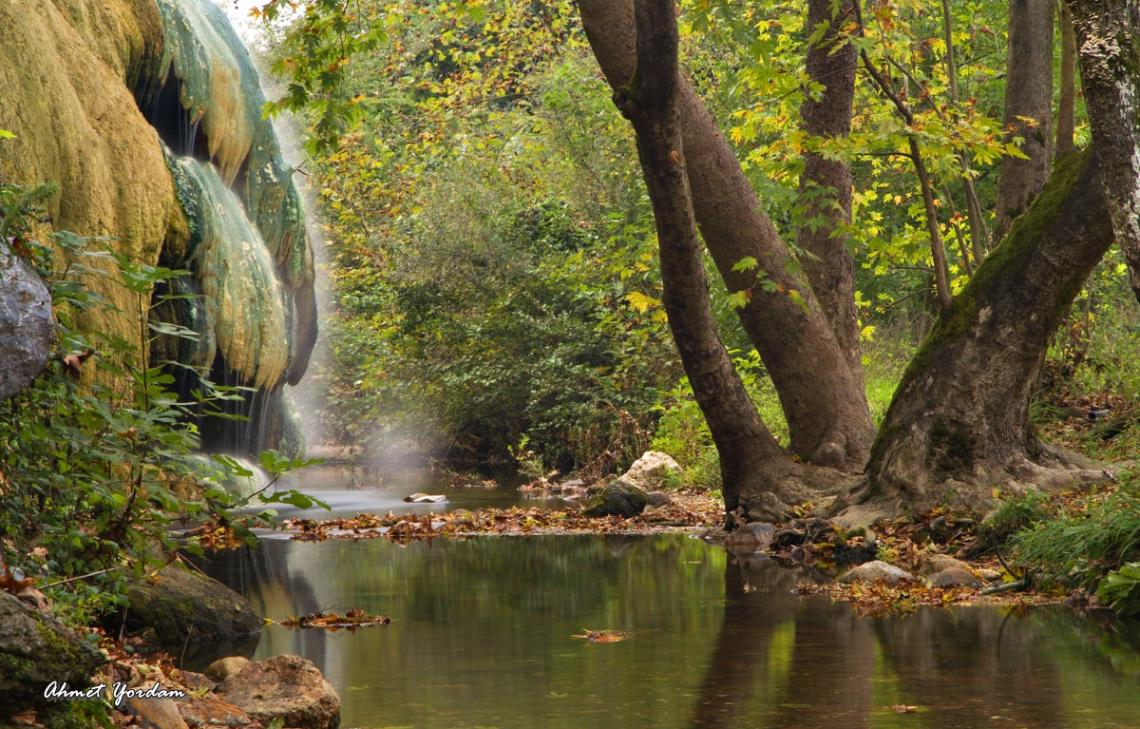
[618,451,681,491]
[122,566,261,665]
[0,246,53,399]
[837,561,915,585]
[0,591,105,712]
[214,655,340,729]
[581,480,649,518]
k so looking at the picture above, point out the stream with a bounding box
[197,472,1140,729]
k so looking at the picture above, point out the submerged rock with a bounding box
[0,591,105,713]
[214,654,340,729]
[837,560,915,585]
[619,451,681,491]
[121,566,261,661]
[581,480,649,518]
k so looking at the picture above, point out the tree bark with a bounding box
[602,0,809,519]
[797,0,863,385]
[1068,0,1140,303]
[1056,3,1077,158]
[836,148,1114,523]
[578,0,874,469]
[993,0,1055,244]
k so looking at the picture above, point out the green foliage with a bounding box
[0,181,318,623]
[1097,562,1140,617]
[980,490,1053,543]
[1012,476,1140,589]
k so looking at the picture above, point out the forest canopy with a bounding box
[258,0,1140,524]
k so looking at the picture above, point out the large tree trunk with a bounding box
[992,0,1054,243]
[1069,0,1140,303]
[834,148,1115,524]
[603,0,810,519]
[578,0,874,469]
[797,0,863,386]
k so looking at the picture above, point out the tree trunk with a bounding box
[1056,4,1077,158]
[835,148,1114,524]
[578,0,874,469]
[603,0,810,519]
[797,0,863,385]
[993,0,1055,244]
[1068,0,1140,303]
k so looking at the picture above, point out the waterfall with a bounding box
[136,0,317,457]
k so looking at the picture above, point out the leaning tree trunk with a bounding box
[603,0,813,520]
[992,0,1054,244]
[834,148,1115,524]
[797,0,864,388]
[578,0,874,470]
[832,0,1140,525]
[1069,0,1140,304]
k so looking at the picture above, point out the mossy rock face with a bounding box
[0,592,105,712]
[581,480,649,518]
[121,566,261,666]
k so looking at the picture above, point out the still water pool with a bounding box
[199,534,1140,729]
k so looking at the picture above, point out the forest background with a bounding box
[263,0,1138,487]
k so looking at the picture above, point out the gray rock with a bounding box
[214,654,340,729]
[0,591,105,712]
[925,567,982,589]
[581,479,649,518]
[0,245,53,399]
[122,566,261,664]
[836,560,915,585]
[618,451,681,491]
[645,490,672,508]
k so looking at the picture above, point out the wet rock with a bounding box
[204,656,252,682]
[214,654,340,729]
[618,451,681,491]
[645,490,672,508]
[124,697,189,729]
[920,554,974,576]
[580,480,648,518]
[0,245,53,400]
[724,522,776,553]
[0,591,105,712]
[837,561,915,585]
[925,567,982,589]
[121,566,261,663]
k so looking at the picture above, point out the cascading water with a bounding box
[134,0,317,458]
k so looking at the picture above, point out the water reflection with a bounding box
[265,463,559,520]
[197,536,1140,728]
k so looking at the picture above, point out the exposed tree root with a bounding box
[828,448,1123,529]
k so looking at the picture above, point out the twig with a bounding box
[41,566,120,589]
